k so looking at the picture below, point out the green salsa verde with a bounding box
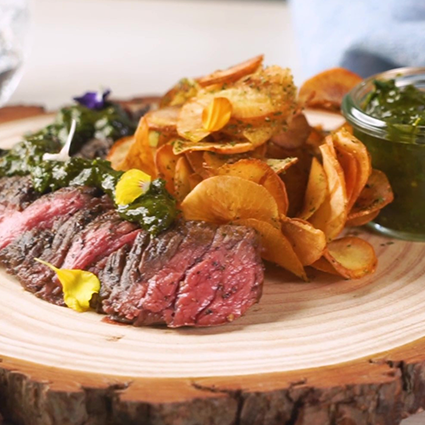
[364,79,425,128]
[0,101,177,235]
[343,75,425,240]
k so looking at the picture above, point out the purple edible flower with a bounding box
[73,89,111,110]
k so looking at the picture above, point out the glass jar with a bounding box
[342,67,425,242]
[0,0,31,106]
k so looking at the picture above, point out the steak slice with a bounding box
[172,225,263,327]
[0,195,114,304]
[0,175,264,328]
[102,221,264,327]
[0,186,99,250]
[0,176,39,221]
[61,210,140,273]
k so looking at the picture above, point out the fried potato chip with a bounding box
[217,65,297,122]
[107,136,135,170]
[160,78,200,107]
[265,157,299,174]
[298,68,362,111]
[271,112,311,149]
[174,156,193,202]
[177,96,213,143]
[181,175,280,227]
[310,256,340,276]
[173,138,254,155]
[154,143,180,194]
[309,141,348,241]
[184,151,210,178]
[217,159,289,214]
[279,149,313,217]
[312,236,377,279]
[335,149,358,205]
[280,217,326,266]
[332,128,371,211]
[234,218,306,280]
[188,173,203,191]
[346,210,380,227]
[202,147,268,174]
[120,116,157,176]
[146,106,180,132]
[197,55,264,87]
[240,124,276,148]
[347,169,394,224]
[298,157,328,220]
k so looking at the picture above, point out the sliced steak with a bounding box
[0,186,98,250]
[102,222,263,327]
[172,225,263,327]
[0,176,39,221]
[0,195,113,304]
[0,175,264,328]
[61,210,140,273]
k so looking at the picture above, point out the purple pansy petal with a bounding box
[73,89,111,110]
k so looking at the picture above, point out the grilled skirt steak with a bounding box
[0,176,264,327]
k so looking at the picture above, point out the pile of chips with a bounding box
[108,57,393,280]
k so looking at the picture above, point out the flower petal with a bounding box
[73,89,111,110]
[115,169,152,206]
[35,258,100,312]
[202,97,232,132]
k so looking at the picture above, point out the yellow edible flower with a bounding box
[202,97,232,132]
[35,258,100,312]
[115,169,151,206]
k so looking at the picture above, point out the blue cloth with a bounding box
[290,0,425,79]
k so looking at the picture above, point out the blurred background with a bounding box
[6,0,425,110]
[8,0,300,110]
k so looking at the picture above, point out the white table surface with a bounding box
[10,0,301,110]
[5,1,425,424]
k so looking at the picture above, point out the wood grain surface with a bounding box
[1,108,425,425]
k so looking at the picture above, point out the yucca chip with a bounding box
[181,175,280,228]
[298,68,363,111]
[234,218,307,280]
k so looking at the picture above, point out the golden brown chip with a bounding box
[177,96,213,143]
[174,156,193,202]
[234,218,307,280]
[197,55,264,87]
[270,112,311,149]
[160,78,200,107]
[298,68,363,111]
[265,157,299,174]
[332,128,372,211]
[172,138,254,155]
[185,151,210,178]
[120,116,157,176]
[346,210,380,227]
[280,217,327,266]
[154,143,180,194]
[309,140,348,241]
[107,136,135,170]
[279,149,313,217]
[298,157,328,220]
[347,169,394,224]
[217,159,289,215]
[181,175,280,227]
[146,106,180,133]
[312,236,378,279]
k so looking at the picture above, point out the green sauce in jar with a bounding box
[342,68,425,241]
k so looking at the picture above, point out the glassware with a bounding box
[342,67,425,242]
[0,0,30,106]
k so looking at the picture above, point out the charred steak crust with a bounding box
[0,177,264,327]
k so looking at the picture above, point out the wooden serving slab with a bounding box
[1,107,425,425]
